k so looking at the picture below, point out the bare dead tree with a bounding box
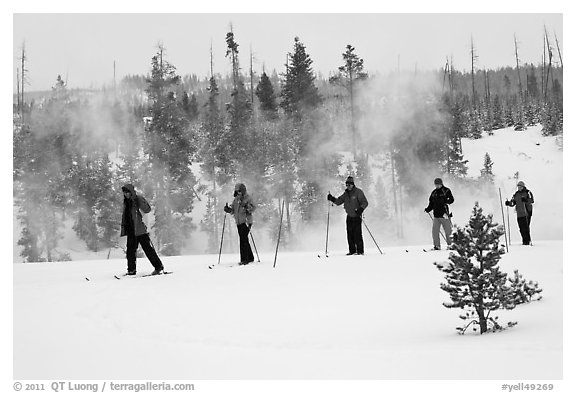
[514,34,523,102]
[20,42,28,119]
[541,36,546,98]
[554,31,563,68]
[249,44,254,104]
[442,57,449,92]
[544,26,554,101]
[16,67,21,113]
[210,40,214,78]
[484,69,491,102]
[470,36,478,109]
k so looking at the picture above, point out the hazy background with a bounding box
[13,13,562,92]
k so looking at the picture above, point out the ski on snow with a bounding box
[208,262,257,269]
[114,271,173,279]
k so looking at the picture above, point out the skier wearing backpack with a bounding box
[327,176,369,255]
[224,183,255,265]
[505,180,534,245]
[120,184,165,275]
[424,178,455,250]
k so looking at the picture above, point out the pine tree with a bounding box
[329,44,368,157]
[479,153,495,184]
[280,37,322,117]
[468,109,483,139]
[513,102,527,131]
[491,94,505,130]
[144,46,197,255]
[434,203,517,334]
[224,29,253,163]
[255,72,278,117]
[508,270,543,304]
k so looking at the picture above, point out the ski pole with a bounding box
[218,212,227,265]
[498,188,509,253]
[324,200,331,257]
[362,216,383,255]
[523,201,533,246]
[427,212,448,243]
[273,199,285,268]
[506,202,511,243]
[249,231,261,263]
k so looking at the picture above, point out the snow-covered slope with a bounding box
[14,241,562,380]
[462,125,562,241]
[12,124,564,384]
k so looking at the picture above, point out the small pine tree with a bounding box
[508,270,543,304]
[434,203,517,334]
[468,109,483,139]
[513,103,526,131]
[255,72,278,117]
[479,153,495,184]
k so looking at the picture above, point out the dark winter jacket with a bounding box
[508,188,534,218]
[425,186,455,218]
[331,186,369,218]
[227,192,255,226]
[120,184,152,237]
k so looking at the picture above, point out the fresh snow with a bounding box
[13,242,562,380]
[12,124,565,382]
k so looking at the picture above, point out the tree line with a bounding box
[13,29,563,262]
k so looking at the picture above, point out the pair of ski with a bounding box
[208,262,257,269]
[114,271,173,280]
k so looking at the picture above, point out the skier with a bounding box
[327,176,369,255]
[505,180,534,245]
[224,183,255,265]
[120,184,165,275]
[424,178,454,250]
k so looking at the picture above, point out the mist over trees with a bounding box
[13,28,563,262]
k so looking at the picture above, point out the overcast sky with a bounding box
[13,13,562,92]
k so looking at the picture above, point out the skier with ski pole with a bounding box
[327,176,369,256]
[320,199,332,258]
[224,183,256,264]
[505,180,534,246]
[424,178,454,250]
[362,217,383,254]
[498,187,509,253]
[120,184,166,276]
[217,213,227,265]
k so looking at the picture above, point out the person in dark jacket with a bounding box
[224,183,255,265]
[505,180,534,245]
[121,184,164,275]
[327,176,369,255]
[424,178,454,250]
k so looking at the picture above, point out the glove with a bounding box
[327,193,335,202]
[248,223,252,231]
[223,203,232,213]
[424,207,430,213]
[356,208,364,216]
[505,200,511,207]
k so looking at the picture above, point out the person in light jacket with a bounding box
[224,183,255,265]
[505,180,534,245]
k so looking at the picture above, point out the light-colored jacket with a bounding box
[229,193,255,225]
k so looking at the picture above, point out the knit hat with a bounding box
[517,180,526,188]
[235,183,247,194]
[434,178,443,185]
[345,176,354,184]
